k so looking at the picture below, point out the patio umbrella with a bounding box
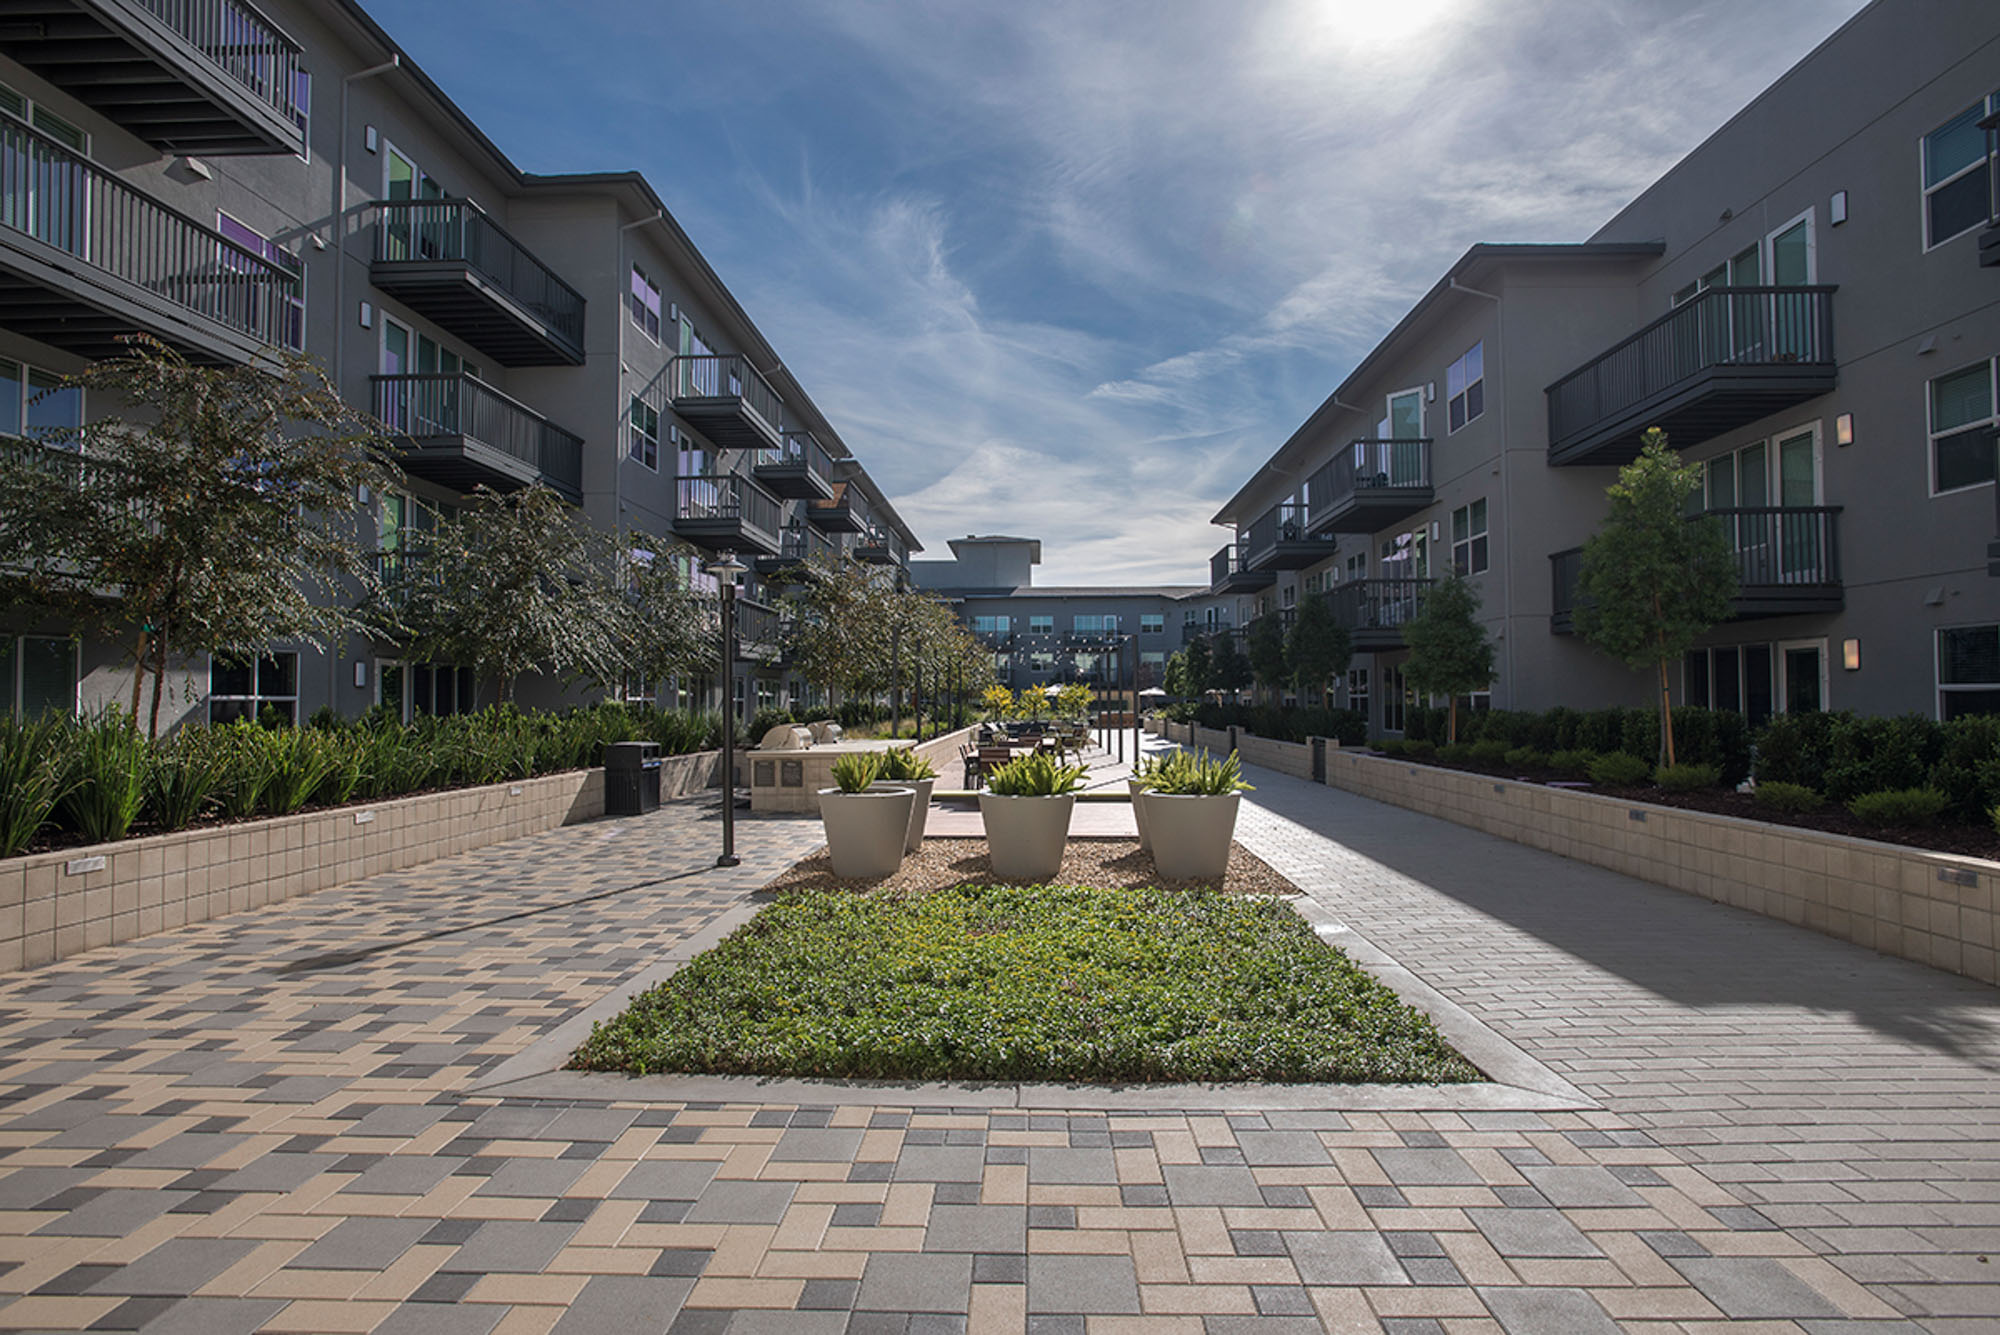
[1138,687,1168,698]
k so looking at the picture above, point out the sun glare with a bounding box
[1288,0,1461,53]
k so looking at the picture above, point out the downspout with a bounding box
[331,53,399,717]
[1449,277,1512,708]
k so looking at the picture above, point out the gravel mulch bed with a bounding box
[762,836,1297,897]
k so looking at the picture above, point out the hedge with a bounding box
[1161,701,1368,747]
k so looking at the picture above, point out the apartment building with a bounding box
[0,0,917,727]
[912,536,1205,691]
[1209,0,2000,734]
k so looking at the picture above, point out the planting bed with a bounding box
[571,840,1480,1086]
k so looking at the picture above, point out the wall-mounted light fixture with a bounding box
[354,661,369,689]
[1835,412,1854,447]
[358,302,372,329]
[1842,638,1861,671]
[1830,190,1848,226]
[364,125,378,153]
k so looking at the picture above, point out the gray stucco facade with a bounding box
[1209,0,2000,733]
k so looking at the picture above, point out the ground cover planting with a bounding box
[571,877,1482,1086]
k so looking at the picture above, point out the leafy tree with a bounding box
[785,555,896,705]
[369,484,625,704]
[1211,635,1253,699]
[1400,575,1495,743]
[1246,614,1289,697]
[1575,428,1739,766]
[0,339,398,735]
[1286,594,1351,707]
[615,539,718,696]
[1163,649,1188,698]
[1182,636,1213,696]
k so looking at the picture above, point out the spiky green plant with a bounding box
[878,748,937,782]
[1138,749,1253,796]
[986,751,1089,797]
[0,715,73,855]
[830,752,886,794]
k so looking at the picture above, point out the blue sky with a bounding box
[366,0,1869,584]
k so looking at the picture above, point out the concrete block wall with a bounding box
[0,768,607,974]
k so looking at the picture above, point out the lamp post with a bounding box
[707,550,746,868]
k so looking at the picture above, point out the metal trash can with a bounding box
[604,741,662,816]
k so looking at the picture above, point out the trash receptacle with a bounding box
[604,741,662,816]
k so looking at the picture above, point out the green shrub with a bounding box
[1504,746,1549,769]
[1824,715,1939,803]
[60,711,147,843]
[1754,781,1823,814]
[1932,715,2000,823]
[1847,786,1949,827]
[829,753,885,793]
[1587,752,1652,786]
[1468,739,1511,766]
[1752,710,1843,790]
[1374,738,1406,756]
[1401,739,1436,757]
[260,727,340,816]
[1438,742,1474,762]
[1655,762,1720,793]
[750,707,797,740]
[0,715,72,856]
[144,729,231,831]
[1548,748,1597,776]
[879,748,937,782]
[1138,749,1251,796]
[987,751,1089,797]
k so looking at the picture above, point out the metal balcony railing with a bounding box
[1245,501,1336,565]
[674,353,784,429]
[370,199,586,351]
[1546,286,1836,455]
[776,523,833,566]
[1209,540,1253,586]
[1306,438,1432,525]
[1550,505,1843,630]
[133,0,306,127]
[675,471,782,537]
[1323,578,1433,635]
[0,114,302,347]
[735,597,784,657]
[371,373,582,498]
[766,430,834,483]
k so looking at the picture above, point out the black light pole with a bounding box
[708,551,746,868]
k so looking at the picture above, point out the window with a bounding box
[1345,552,1367,582]
[0,80,87,154]
[1923,94,2000,250]
[1451,499,1488,576]
[1447,342,1484,432]
[630,267,662,341]
[1280,586,1296,608]
[0,636,77,719]
[218,213,305,351]
[1028,615,1054,634]
[1382,662,1407,732]
[1140,613,1164,634]
[1073,615,1118,634]
[0,360,82,444]
[1939,625,2000,719]
[1682,644,1776,728]
[1932,359,1996,494]
[209,652,298,725]
[628,395,660,470]
[971,615,1010,634]
[291,69,310,159]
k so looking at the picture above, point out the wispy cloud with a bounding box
[370,0,1867,582]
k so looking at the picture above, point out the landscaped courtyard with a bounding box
[0,745,1988,1332]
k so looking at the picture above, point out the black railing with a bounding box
[675,472,781,537]
[1547,286,1836,452]
[735,597,783,655]
[1247,501,1335,560]
[767,429,835,483]
[1182,621,1230,644]
[1551,506,1842,627]
[134,0,306,127]
[1209,540,1253,585]
[371,199,585,349]
[1306,438,1431,524]
[674,353,785,428]
[1323,578,1432,634]
[0,115,302,347]
[371,374,582,496]
[859,526,906,563]
[776,523,833,566]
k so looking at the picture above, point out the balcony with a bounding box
[805,484,865,533]
[372,374,582,503]
[754,522,833,578]
[1209,541,1274,594]
[1324,579,1432,651]
[672,353,784,453]
[1548,506,1844,633]
[1306,439,1433,534]
[1244,501,1338,571]
[734,596,785,663]
[0,117,302,363]
[370,200,585,367]
[1182,622,1231,645]
[671,471,782,556]
[855,526,906,567]
[1546,286,1837,466]
[754,430,835,500]
[0,0,305,155]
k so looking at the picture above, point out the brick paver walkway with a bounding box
[0,772,1983,1332]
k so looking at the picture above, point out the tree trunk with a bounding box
[126,627,150,727]
[1448,693,1459,745]
[1653,598,1675,768]
[146,630,170,739]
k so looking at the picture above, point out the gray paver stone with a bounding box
[856,1252,975,1312]
[1025,1254,1141,1314]
[1480,1286,1624,1335]
[1283,1230,1409,1286]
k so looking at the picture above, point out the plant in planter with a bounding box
[817,752,914,880]
[1135,749,1253,880]
[879,747,938,852]
[980,751,1089,882]
[1128,751,1173,853]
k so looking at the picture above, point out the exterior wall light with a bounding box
[1843,638,1861,671]
[1835,412,1854,447]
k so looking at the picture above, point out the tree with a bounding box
[785,555,897,704]
[1286,595,1351,707]
[1182,636,1213,696]
[1246,614,1289,697]
[1575,428,1739,766]
[1400,575,1495,743]
[614,539,718,697]
[1162,649,1188,698]
[1211,635,1253,699]
[0,339,398,735]
[369,484,626,704]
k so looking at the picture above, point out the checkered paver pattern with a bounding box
[0,772,1976,1331]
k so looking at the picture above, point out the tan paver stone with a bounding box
[756,1250,869,1279]
[1311,1285,1387,1334]
[1028,1229,1130,1255]
[1184,1254,1300,1285]
[258,1298,399,1332]
[967,1281,1025,1335]
[686,1276,806,1308]
[1128,1230,1191,1285]
[1138,1281,1257,1314]
[352,1243,454,1301]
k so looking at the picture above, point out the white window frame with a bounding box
[630,265,662,343]
[1028,615,1054,634]
[628,394,660,471]
[1139,613,1164,634]
[1446,341,1484,434]
[1938,623,2000,720]
[207,650,300,725]
[1380,385,1425,440]
[1921,95,1999,254]
[1928,356,1998,497]
[1451,498,1488,577]
[1776,637,1829,715]
[1764,206,1817,285]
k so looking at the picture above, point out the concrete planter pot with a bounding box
[818,786,916,880]
[978,793,1077,882]
[1128,779,1151,853]
[1137,791,1241,880]
[899,778,937,853]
